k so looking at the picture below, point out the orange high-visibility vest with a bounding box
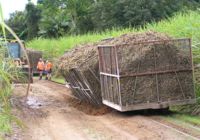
[37,61,44,70]
[45,62,53,71]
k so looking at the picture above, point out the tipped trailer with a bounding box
[98,38,195,112]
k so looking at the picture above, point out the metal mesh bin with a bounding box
[65,60,102,106]
[98,38,196,111]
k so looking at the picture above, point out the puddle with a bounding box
[26,96,45,109]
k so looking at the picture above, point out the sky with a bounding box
[0,0,37,19]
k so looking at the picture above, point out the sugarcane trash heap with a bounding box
[59,31,195,110]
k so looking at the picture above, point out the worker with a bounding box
[45,60,53,80]
[37,58,44,80]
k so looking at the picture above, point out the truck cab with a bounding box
[6,40,33,83]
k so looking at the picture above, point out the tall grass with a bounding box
[28,11,200,62]
[0,48,23,136]
[0,4,26,139]
[27,28,138,59]
[147,11,200,42]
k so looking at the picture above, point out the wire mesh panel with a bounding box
[66,68,102,106]
[98,46,121,106]
[98,39,195,111]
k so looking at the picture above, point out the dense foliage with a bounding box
[5,0,200,39]
[6,11,27,39]
[25,1,41,40]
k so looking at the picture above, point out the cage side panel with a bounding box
[99,47,105,101]
[81,69,102,104]
[120,75,157,105]
[101,75,120,104]
[117,44,140,74]
[103,75,108,101]
[120,71,194,106]
[109,77,113,103]
[110,47,116,103]
[104,48,111,101]
[67,69,101,105]
[112,46,118,75]
[99,46,121,105]
[117,39,192,75]
[72,70,95,103]
[113,77,119,104]
[100,75,105,99]
[103,47,111,73]
[158,72,195,102]
[66,71,89,102]
[118,39,194,108]
[99,46,119,75]
[99,39,194,111]
[178,72,195,98]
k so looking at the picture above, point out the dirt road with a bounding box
[8,80,200,140]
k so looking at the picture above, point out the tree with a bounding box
[90,0,200,31]
[25,1,41,40]
[90,0,119,31]
[63,0,94,34]
[38,0,70,38]
[38,0,94,37]
[6,11,27,40]
[6,0,200,39]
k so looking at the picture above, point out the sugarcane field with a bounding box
[1,1,200,140]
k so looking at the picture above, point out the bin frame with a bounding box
[98,38,196,111]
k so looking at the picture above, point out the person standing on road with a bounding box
[37,58,45,80]
[45,60,53,80]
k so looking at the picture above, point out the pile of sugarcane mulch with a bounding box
[59,31,194,107]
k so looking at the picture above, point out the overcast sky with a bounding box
[0,0,37,19]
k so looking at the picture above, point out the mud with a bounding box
[67,97,111,116]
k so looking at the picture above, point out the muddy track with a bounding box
[7,80,200,140]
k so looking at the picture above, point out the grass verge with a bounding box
[165,113,200,126]
[51,77,65,84]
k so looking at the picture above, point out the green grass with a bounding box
[0,48,24,138]
[0,3,26,138]
[0,114,12,135]
[27,11,200,62]
[166,113,200,126]
[27,28,138,59]
[147,11,200,43]
[51,77,65,84]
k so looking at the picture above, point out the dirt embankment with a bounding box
[7,80,199,140]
